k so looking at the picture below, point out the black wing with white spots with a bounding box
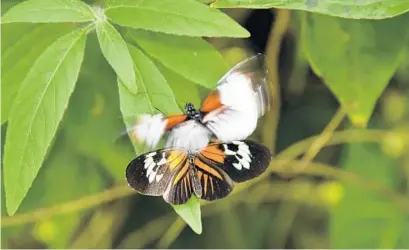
[202,140,272,183]
[126,149,187,196]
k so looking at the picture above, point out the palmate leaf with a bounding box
[302,13,409,126]
[128,29,228,89]
[211,0,409,19]
[3,27,87,215]
[1,0,95,23]
[104,0,249,37]
[1,23,74,124]
[96,19,138,94]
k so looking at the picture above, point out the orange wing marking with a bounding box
[197,170,203,181]
[203,174,209,196]
[194,158,223,180]
[200,91,223,113]
[173,159,189,184]
[165,115,187,130]
[200,145,225,164]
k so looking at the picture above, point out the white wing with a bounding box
[130,114,168,148]
[202,54,270,142]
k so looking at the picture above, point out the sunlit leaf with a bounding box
[1,0,95,23]
[3,28,87,215]
[128,29,228,89]
[155,63,202,110]
[303,13,409,126]
[96,19,138,94]
[105,0,249,37]
[1,23,74,124]
[331,142,409,248]
[172,196,202,235]
[211,0,409,19]
[64,33,135,181]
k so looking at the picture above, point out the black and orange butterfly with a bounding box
[130,54,270,149]
[126,140,272,204]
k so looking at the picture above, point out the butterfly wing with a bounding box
[162,157,194,204]
[162,143,233,204]
[199,140,272,183]
[192,140,272,202]
[200,54,271,142]
[126,140,271,204]
[129,113,187,148]
[194,153,235,202]
[126,148,188,196]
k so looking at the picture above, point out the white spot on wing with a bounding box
[223,144,236,155]
[146,162,156,176]
[146,152,156,158]
[148,172,155,183]
[233,162,242,170]
[230,142,253,171]
[156,174,164,182]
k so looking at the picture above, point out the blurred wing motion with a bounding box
[127,54,270,148]
[129,113,187,148]
[165,120,212,151]
[201,54,271,142]
[126,140,272,205]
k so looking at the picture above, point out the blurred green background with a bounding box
[2,0,409,248]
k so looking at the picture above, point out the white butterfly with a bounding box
[128,54,271,151]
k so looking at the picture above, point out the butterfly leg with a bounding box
[189,156,203,198]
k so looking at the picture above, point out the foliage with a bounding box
[1,0,409,248]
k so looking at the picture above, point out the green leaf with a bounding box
[96,19,138,94]
[3,28,87,215]
[1,0,95,23]
[128,29,228,89]
[1,23,74,124]
[211,0,409,19]
[155,63,202,110]
[118,44,181,152]
[331,142,408,248]
[105,0,249,37]
[172,196,202,234]
[302,13,409,126]
[63,32,135,181]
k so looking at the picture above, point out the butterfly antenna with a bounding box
[154,107,166,116]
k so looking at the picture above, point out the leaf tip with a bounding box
[5,194,20,216]
[171,196,202,235]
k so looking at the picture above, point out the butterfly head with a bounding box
[185,102,201,121]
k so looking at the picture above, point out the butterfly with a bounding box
[126,139,272,204]
[129,54,270,149]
